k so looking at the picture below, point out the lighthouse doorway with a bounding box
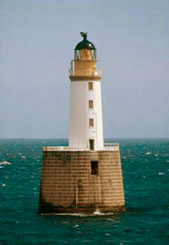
[89,139,95,151]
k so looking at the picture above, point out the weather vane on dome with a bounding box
[80,32,88,40]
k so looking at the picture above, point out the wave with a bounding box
[0,161,11,165]
[41,210,115,217]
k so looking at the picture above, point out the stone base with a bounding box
[39,149,125,214]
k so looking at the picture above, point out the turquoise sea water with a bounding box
[0,138,169,244]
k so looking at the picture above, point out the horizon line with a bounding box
[0,137,169,140]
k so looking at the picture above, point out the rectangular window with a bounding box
[91,161,99,175]
[89,100,93,109]
[89,139,95,151]
[89,118,94,127]
[88,82,93,90]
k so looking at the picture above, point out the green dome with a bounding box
[75,32,96,50]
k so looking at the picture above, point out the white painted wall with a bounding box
[69,81,104,150]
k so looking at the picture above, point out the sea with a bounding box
[0,138,169,245]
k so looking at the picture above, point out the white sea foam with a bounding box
[0,161,11,165]
[41,213,88,217]
[41,212,115,217]
[146,152,151,155]
[158,172,165,175]
[93,209,101,215]
[107,218,114,221]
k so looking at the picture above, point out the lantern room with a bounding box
[74,32,97,60]
[69,32,101,80]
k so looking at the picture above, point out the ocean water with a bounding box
[0,138,169,244]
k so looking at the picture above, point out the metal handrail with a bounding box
[104,143,119,146]
[69,69,102,77]
[43,144,119,152]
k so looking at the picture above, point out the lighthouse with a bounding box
[69,32,103,151]
[39,33,125,214]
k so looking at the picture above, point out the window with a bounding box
[89,139,95,151]
[88,82,93,90]
[89,118,94,127]
[89,100,93,109]
[91,161,99,175]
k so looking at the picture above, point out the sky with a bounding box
[0,0,169,138]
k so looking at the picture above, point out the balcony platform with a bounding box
[69,75,101,81]
[43,143,120,152]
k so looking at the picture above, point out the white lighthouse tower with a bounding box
[69,32,103,150]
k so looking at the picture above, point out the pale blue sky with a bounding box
[0,0,169,138]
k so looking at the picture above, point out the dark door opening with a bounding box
[91,161,99,175]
